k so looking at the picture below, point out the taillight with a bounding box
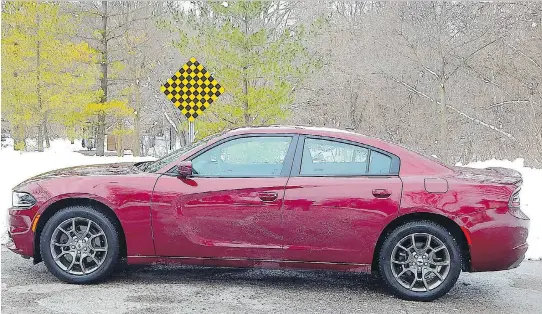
[508,186,529,220]
[509,187,521,208]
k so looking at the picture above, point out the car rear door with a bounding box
[151,134,298,261]
[281,135,402,264]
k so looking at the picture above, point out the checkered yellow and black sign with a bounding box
[160,57,225,121]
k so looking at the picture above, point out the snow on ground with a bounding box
[0,139,540,261]
[0,139,154,237]
[459,159,542,260]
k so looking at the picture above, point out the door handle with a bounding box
[258,192,278,202]
[372,189,392,198]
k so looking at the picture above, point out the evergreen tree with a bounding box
[172,1,322,138]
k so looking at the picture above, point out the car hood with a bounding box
[14,163,139,188]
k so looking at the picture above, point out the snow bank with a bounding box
[459,159,542,260]
[0,139,154,236]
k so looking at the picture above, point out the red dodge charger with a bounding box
[7,126,529,301]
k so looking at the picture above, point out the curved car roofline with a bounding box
[222,125,453,172]
[224,125,393,148]
[225,124,367,136]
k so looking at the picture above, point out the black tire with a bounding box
[378,221,461,301]
[40,205,120,284]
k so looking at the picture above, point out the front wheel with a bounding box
[40,206,120,284]
[378,221,462,301]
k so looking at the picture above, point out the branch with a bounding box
[445,36,503,82]
[210,112,236,125]
[106,32,130,43]
[506,43,542,69]
[75,34,99,42]
[399,33,440,79]
[448,27,490,53]
[161,105,179,133]
[376,72,517,140]
[487,100,530,109]
[152,91,179,132]
[106,15,157,39]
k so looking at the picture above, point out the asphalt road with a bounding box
[2,247,542,314]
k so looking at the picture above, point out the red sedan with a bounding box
[7,126,529,301]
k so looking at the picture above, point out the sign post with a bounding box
[188,120,195,143]
[160,57,224,144]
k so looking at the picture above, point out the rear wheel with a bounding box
[378,221,461,301]
[40,205,120,284]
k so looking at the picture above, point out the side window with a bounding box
[191,136,292,177]
[300,138,394,176]
[368,151,392,174]
[301,138,369,176]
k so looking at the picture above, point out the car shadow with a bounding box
[106,264,503,304]
[110,264,388,294]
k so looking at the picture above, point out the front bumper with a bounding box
[7,182,50,259]
[5,232,31,259]
[7,208,37,258]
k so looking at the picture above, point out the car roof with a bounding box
[225,125,393,149]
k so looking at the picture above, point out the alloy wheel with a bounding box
[49,217,108,275]
[390,233,451,292]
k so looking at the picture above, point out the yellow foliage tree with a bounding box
[84,99,134,156]
[1,1,100,151]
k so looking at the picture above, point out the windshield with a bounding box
[140,133,222,173]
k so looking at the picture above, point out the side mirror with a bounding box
[177,161,193,177]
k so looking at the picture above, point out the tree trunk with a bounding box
[242,74,250,126]
[439,81,447,161]
[36,11,44,152]
[37,123,44,152]
[14,139,25,151]
[96,0,109,156]
[436,2,448,162]
[132,86,141,157]
[242,12,250,126]
[96,113,106,155]
[44,114,50,148]
[13,123,26,151]
[116,135,123,157]
[71,125,77,144]
[133,113,141,157]
[179,129,187,147]
[347,77,359,130]
[528,99,542,166]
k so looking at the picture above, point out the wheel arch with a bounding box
[372,212,471,273]
[33,197,127,264]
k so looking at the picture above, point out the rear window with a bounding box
[368,151,392,174]
[300,138,393,176]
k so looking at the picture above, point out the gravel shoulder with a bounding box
[2,247,542,314]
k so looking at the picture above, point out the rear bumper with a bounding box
[464,210,529,272]
[506,243,528,270]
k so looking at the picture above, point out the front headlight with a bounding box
[12,191,37,209]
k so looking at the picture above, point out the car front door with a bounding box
[151,134,297,260]
[281,136,402,265]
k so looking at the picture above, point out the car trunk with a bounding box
[453,166,522,186]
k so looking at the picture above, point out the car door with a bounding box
[281,136,402,264]
[151,134,298,260]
